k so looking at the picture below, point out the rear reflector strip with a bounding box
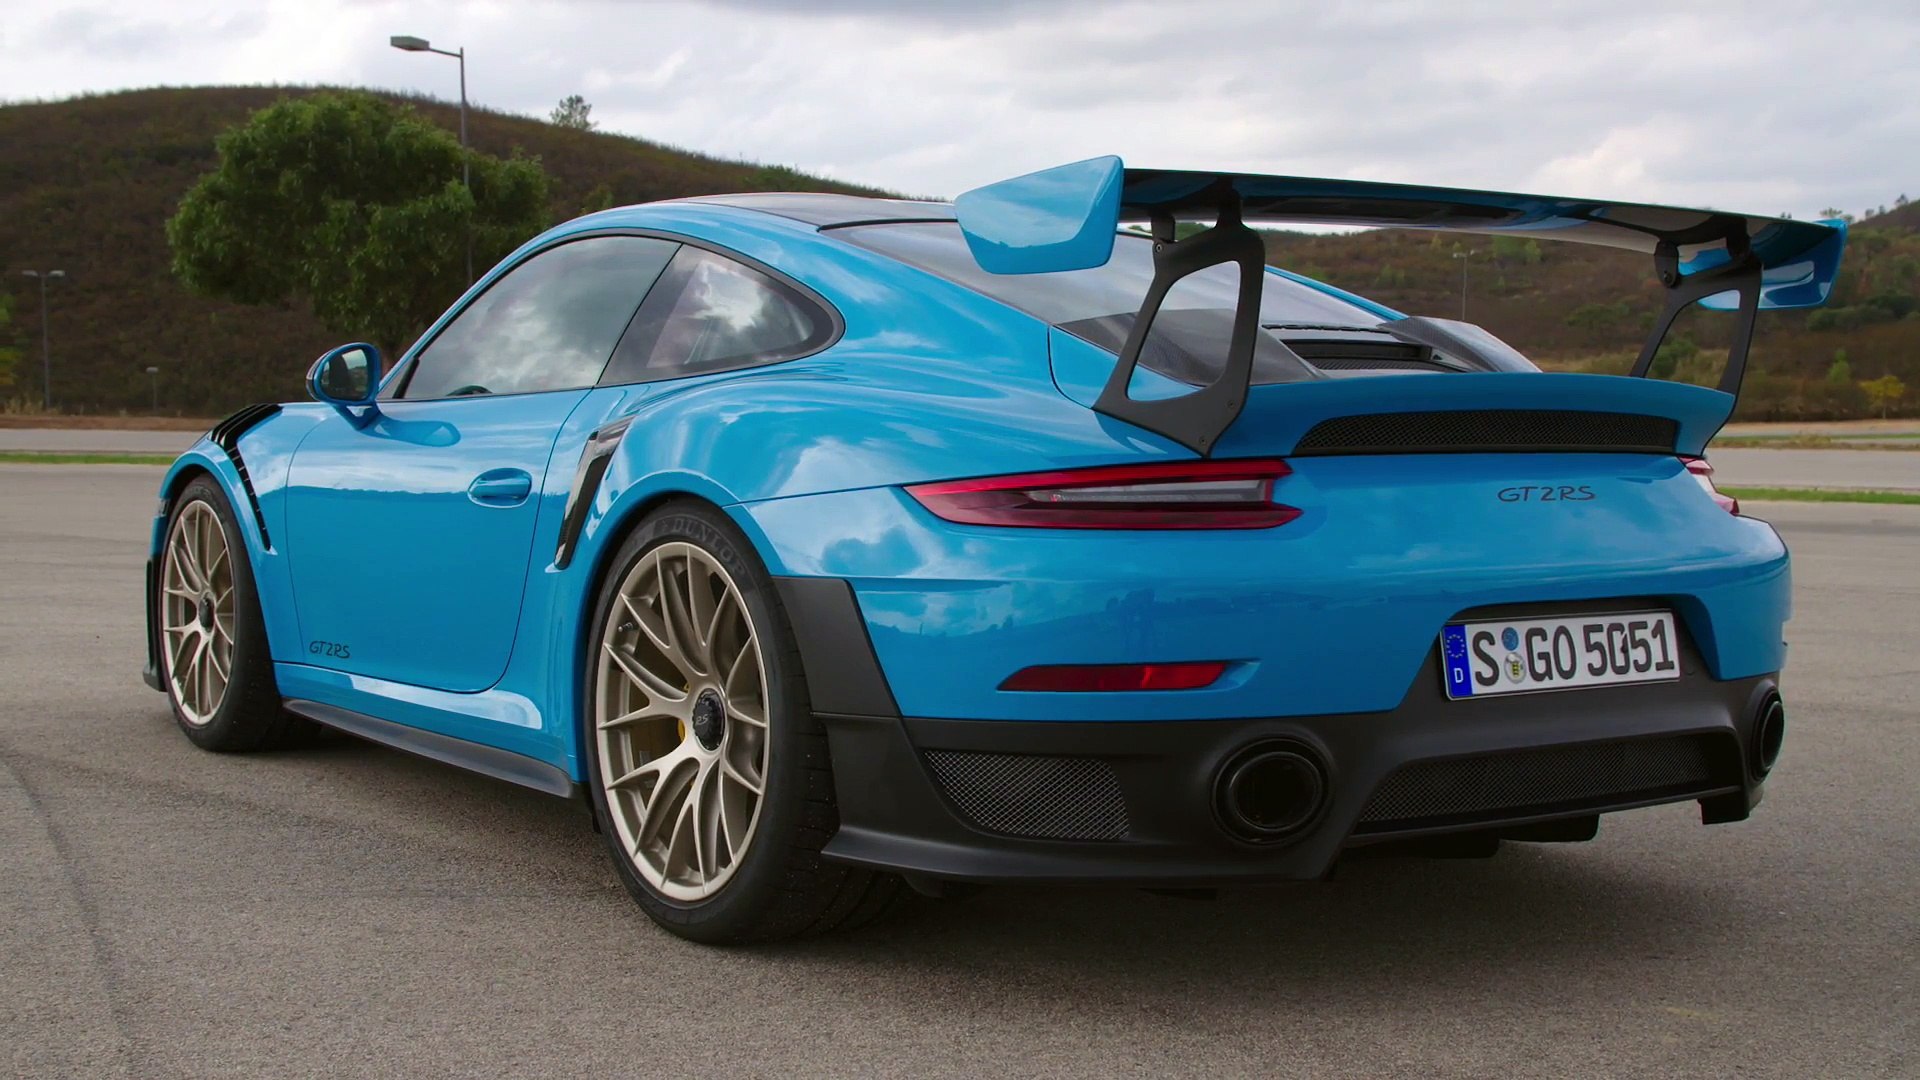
[1000,661,1229,692]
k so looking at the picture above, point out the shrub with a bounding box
[1861,374,1908,418]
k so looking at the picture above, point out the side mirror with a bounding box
[307,343,383,424]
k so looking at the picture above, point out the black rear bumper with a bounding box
[777,577,1777,887]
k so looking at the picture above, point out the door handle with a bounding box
[468,468,533,506]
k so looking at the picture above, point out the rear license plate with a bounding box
[1441,611,1680,699]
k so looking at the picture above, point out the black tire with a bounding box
[584,500,908,943]
[154,475,318,752]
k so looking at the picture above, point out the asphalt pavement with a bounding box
[0,428,202,454]
[1707,447,1920,491]
[0,464,1914,1078]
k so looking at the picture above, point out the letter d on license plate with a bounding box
[1441,611,1681,699]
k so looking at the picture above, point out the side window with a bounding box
[601,246,833,385]
[399,236,678,399]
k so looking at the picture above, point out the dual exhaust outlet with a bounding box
[1210,690,1785,844]
[1213,741,1330,844]
[1753,690,1785,777]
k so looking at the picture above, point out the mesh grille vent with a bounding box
[1293,409,1679,455]
[925,750,1130,841]
[1356,734,1723,833]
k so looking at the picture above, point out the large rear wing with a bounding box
[953,156,1847,454]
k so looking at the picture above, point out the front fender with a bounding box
[149,407,326,668]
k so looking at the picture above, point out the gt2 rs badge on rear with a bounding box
[1497,485,1596,502]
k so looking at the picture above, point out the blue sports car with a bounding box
[144,157,1843,942]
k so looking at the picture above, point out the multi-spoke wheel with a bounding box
[596,541,769,901]
[161,499,236,724]
[584,502,906,942]
[154,477,314,751]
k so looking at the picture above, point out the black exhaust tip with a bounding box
[1215,742,1329,843]
[1753,691,1785,776]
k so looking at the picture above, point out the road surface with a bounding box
[0,465,1913,1078]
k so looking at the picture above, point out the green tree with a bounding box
[1490,236,1543,266]
[1827,349,1852,384]
[550,94,596,131]
[1861,374,1907,418]
[0,295,20,390]
[167,92,550,355]
[1565,300,1631,342]
[579,183,617,216]
[1650,333,1698,380]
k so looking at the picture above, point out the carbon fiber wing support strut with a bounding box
[1628,228,1764,397]
[1092,185,1267,456]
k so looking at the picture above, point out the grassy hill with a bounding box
[0,86,885,414]
[2,85,1914,419]
[1264,205,1920,420]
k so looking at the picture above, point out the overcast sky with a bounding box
[4,0,1917,219]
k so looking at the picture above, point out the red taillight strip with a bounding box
[906,459,1300,529]
[1000,661,1229,692]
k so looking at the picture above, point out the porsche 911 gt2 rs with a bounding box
[143,156,1843,942]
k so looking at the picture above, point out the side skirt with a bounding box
[283,698,581,800]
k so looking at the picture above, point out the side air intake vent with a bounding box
[207,403,281,547]
[1292,409,1679,456]
[924,750,1130,841]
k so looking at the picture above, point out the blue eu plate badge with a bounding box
[1441,624,1474,698]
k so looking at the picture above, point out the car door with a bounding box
[284,234,679,692]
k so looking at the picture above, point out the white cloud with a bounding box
[2,0,1915,218]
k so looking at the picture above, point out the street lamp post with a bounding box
[145,366,160,412]
[390,34,472,282]
[21,269,66,410]
[1450,249,1476,321]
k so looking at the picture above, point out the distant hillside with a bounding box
[0,86,886,414]
[1,86,1913,419]
[1264,203,1920,419]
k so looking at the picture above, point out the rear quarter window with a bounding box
[600,246,836,385]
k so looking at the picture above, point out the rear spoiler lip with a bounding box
[956,156,1845,311]
[1048,330,1733,458]
[1213,371,1732,459]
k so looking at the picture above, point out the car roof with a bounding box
[677,192,957,227]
